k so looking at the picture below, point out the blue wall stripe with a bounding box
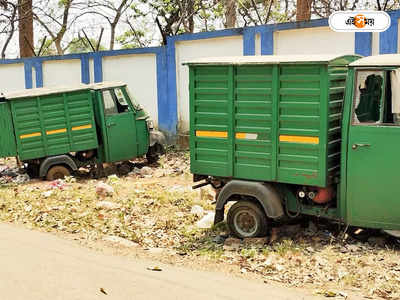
[243,28,255,55]
[355,32,372,56]
[165,38,179,137]
[34,61,43,87]
[80,54,90,84]
[380,11,399,54]
[260,30,273,55]
[23,62,32,89]
[156,48,174,137]
[93,54,103,83]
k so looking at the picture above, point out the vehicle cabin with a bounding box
[0,82,165,180]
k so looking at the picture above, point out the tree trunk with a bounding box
[296,0,312,22]
[54,40,63,55]
[18,0,34,57]
[224,0,237,28]
[110,24,116,50]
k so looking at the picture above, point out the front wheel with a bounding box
[146,143,164,164]
[227,200,268,238]
[46,165,71,181]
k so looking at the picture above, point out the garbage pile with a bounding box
[0,165,30,184]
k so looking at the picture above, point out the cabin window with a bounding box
[114,88,130,113]
[102,90,118,115]
[353,69,400,126]
[353,70,384,124]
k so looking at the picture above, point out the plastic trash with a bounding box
[196,211,215,229]
[190,205,204,216]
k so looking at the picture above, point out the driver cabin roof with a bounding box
[349,54,400,67]
[4,81,126,100]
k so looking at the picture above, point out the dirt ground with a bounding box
[0,151,399,300]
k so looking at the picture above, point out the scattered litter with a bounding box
[147,266,162,271]
[96,182,114,197]
[190,205,204,216]
[107,174,119,183]
[0,167,19,178]
[41,190,54,198]
[139,166,152,176]
[196,211,215,228]
[49,179,66,190]
[13,174,30,184]
[96,201,120,210]
[316,290,338,297]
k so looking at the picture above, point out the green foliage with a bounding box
[66,37,106,54]
[116,29,146,49]
[37,38,57,56]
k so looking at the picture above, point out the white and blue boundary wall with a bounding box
[1,10,399,140]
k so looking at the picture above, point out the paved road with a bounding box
[0,223,327,300]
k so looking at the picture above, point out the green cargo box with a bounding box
[186,55,360,187]
[3,86,98,161]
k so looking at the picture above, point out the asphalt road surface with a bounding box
[0,223,332,300]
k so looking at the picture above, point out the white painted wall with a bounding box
[43,59,81,86]
[0,64,25,93]
[89,58,95,83]
[372,32,380,55]
[102,54,158,125]
[175,36,243,132]
[255,33,261,55]
[274,27,355,55]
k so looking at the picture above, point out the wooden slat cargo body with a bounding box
[186,55,360,187]
[2,86,98,161]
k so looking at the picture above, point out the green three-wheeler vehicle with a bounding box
[186,54,400,238]
[0,81,165,180]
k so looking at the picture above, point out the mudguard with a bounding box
[39,155,78,177]
[214,180,284,224]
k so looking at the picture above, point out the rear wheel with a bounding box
[46,165,70,181]
[227,200,268,238]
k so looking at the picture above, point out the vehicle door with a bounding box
[346,68,400,230]
[102,88,137,162]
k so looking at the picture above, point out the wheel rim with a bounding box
[233,209,258,237]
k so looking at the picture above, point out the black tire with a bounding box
[146,152,159,164]
[227,200,268,238]
[46,165,71,181]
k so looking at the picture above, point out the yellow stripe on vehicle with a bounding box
[46,128,67,135]
[196,130,228,138]
[20,132,41,139]
[235,133,258,140]
[71,124,92,131]
[279,135,319,144]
